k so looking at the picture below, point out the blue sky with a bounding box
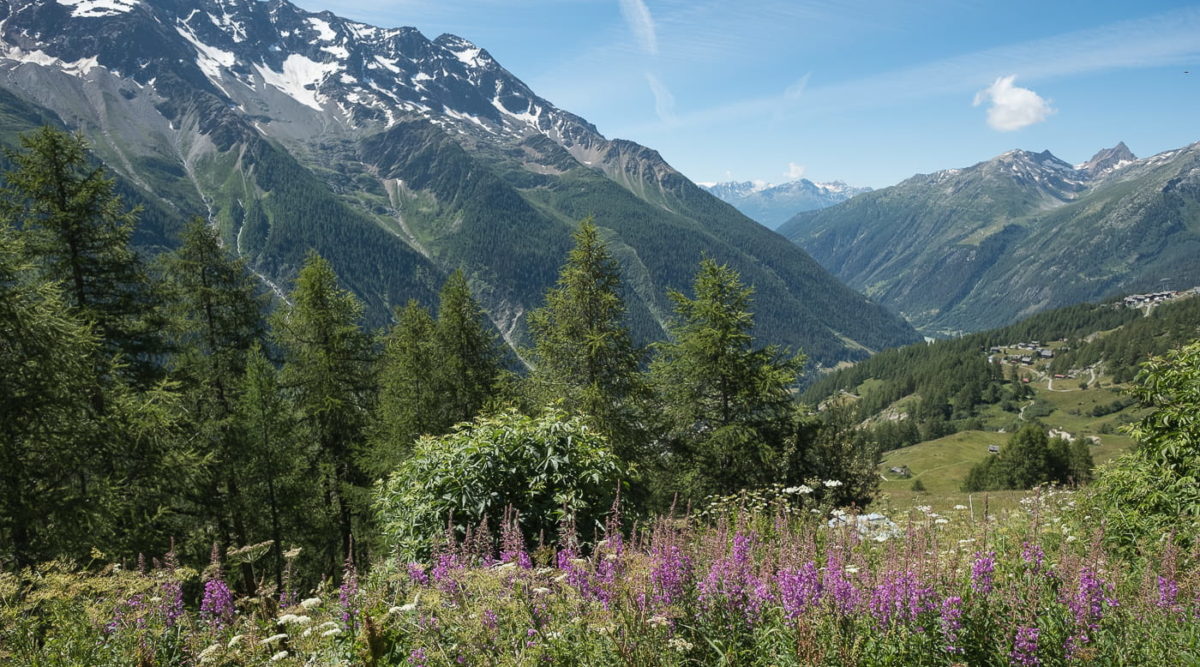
[294,0,1200,188]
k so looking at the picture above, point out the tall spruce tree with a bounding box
[159,217,266,589]
[526,220,646,460]
[436,270,502,427]
[272,251,376,571]
[236,343,311,591]
[650,258,804,499]
[2,126,162,385]
[371,300,442,474]
[0,223,102,566]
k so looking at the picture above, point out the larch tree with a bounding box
[650,257,804,500]
[526,220,647,462]
[272,251,376,572]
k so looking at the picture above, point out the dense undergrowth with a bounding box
[4,486,1198,666]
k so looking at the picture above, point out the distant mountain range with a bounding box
[701,179,871,229]
[779,141,1200,335]
[0,0,920,365]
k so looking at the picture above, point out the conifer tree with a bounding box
[159,217,265,588]
[372,300,441,474]
[236,343,308,591]
[2,126,163,385]
[435,270,502,427]
[272,251,375,571]
[527,220,646,460]
[650,257,804,498]
[0,223,102,566]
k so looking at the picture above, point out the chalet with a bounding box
[988,445,1001,454]
[1020,356,1033,364]
[1053,374,1066,379]
[1039,349,1054,358]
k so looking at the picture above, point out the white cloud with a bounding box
[972,75,1054,131]
[784,162,806,180]
[618,0,657,56]
[644,72,676,123]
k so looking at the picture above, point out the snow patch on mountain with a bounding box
[306,17,336,42]
[255,54,339,111]
[1,44,100,75]
[175,25,235,81]
[56,0,139,19]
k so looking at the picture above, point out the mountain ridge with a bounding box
[702,178,871,229]
[779,141,1200,335]
[0,0,921,365]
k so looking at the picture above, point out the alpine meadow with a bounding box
[2,1,1200,665]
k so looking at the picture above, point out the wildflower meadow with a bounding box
[3,485,1198,666]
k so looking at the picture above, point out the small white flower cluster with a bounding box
[647,615,669,627]
[270,651,289,662]
[783,485,813,495]
[198,644,221,663]
[667,637,694,652]
[277,613,311,626]
[300,597,322,610]
[261,633,288,645]
[823,479,844,488]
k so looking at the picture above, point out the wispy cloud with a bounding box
[973,75,1053,131]
[614,5,1200,135]
[784,162,806,180]
[644,72,676,123]
[619,0,658,56]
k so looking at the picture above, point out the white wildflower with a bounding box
[300,597,322,610]
[668,637,694,652]
[823,480,843,488]
[935,518,949,525]
[916,505,932,513]
[321,628,342,638]
[647,615,669,627]
[532,587,551,595]
[227,635,245,649]
[277,614,311,626]
[270,651,288,662]
[958,538,976,545]
[954,505,968,511]
[317,621,340,630]
[845,565,860,574]
[261,633,288,645]
[301,628,313,638]
[198,644,221,663]
[553,574,568,583]
[873,534,889,542]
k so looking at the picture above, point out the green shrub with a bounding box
[1082,340,1200,547]
[373,408,626,560]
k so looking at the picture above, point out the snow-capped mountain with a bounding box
[702,178,870,229]
[779,141,1200,335]
[0,0,921,364]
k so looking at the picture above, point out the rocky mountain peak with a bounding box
[1079,141,1137,177]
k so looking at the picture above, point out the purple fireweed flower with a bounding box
[650,543,692,607]
[1063,566,1116,655]
[481,608,498,631]
[1157,575,1179,611]
[868,569,935,628]
[778,562,822,619]
[408,647,428,667]
[822,551,861,615]
[972,551,997,595]
[160,580,184,627]
[500,511,532,569]
[432,552,463,594]
[697,533,771,622]
[1021,542,1046,574]
[1010,626,1041,665]
[939,596,965,655]
[407,562,430,586]
[200,578,235,628]
[339,556,360,626]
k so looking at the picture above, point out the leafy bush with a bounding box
[1082,340,1200,547]
[373,408,626,559]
